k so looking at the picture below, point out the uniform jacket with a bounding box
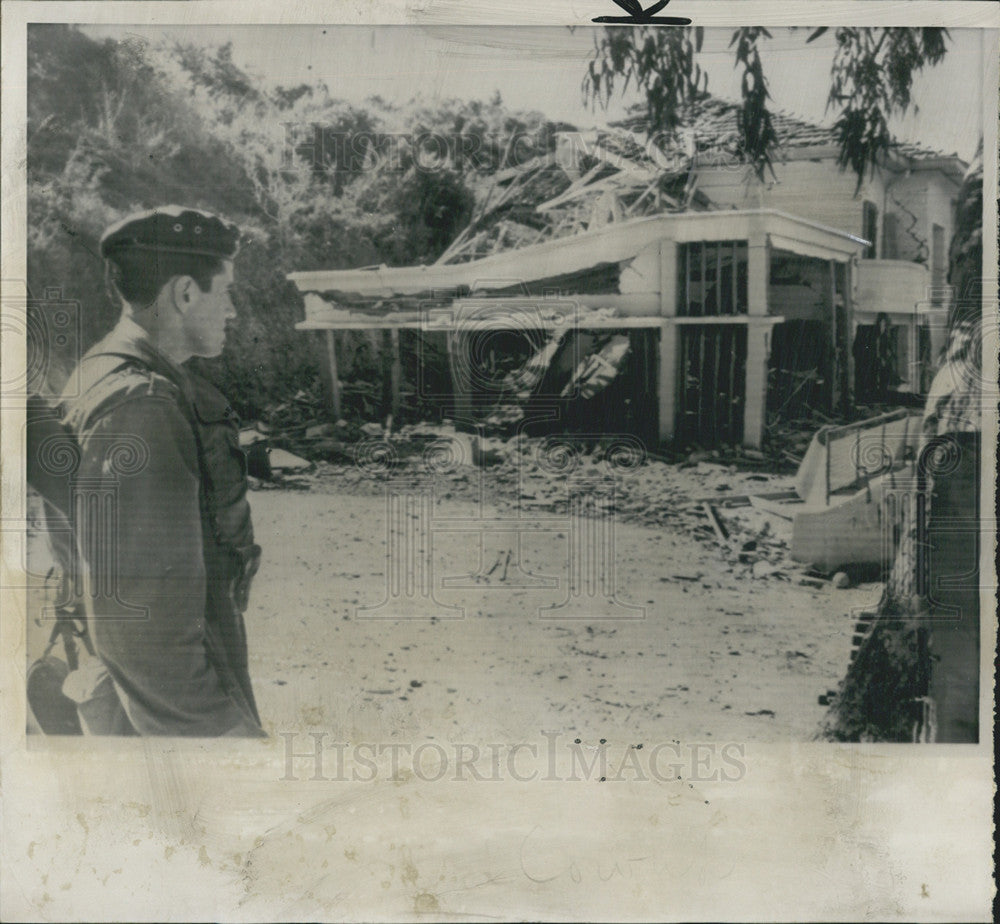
[61,317,264,737]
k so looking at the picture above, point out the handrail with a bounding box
[817,408,917,504]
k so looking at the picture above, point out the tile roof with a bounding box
[613,95,963,164]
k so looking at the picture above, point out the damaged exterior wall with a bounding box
[883,169,960,265]
[288,96,964,450]
[292,211,866,450]
[696,157,889,250]
[697,156,961,400]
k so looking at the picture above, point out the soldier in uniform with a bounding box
[59,206,264,737]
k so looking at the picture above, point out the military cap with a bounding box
[100,205,240,260]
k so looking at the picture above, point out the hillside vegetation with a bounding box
[27,25,565,417]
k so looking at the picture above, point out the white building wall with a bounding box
[695,158,887,254]
[882,169,959,268]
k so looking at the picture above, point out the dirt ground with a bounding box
[24,453,882,743]
[245,482,879,745]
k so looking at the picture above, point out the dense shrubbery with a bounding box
[26,25,560,418]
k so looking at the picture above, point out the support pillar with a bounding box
[829,259,841,413]
[841,260,855,411]
[743,228,770,448]
[389,327,402,424]
[743,326,771,449]
[657,238,678,444]
[380,329,394,428]
[323,330,342,421]
[657,323,678,443]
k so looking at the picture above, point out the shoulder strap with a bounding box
[42,611,97,667]
[83,349,197,423]
[83,350,226,546]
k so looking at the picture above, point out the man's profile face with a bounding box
[181,261,236,359]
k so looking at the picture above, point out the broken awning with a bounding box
[289,208,867,303]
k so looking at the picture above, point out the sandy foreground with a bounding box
[247,486,877,745]
[24,466,880,744]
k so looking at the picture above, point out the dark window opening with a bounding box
[768,320,832,418]
[862,201,878,259]
[882,212,899,260]
[677,241,749,317]
[676,324,747,446]
[931,223,947,304]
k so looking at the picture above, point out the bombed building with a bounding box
[289,97,966,449]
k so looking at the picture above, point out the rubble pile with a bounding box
[246,420,834,585]
[763,405,851,470]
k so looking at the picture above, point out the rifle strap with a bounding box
[84,350,226,548]
[43,610,97,668]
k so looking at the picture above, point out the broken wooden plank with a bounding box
[702,502,730,543]
[748,494,799,520]
[535,161,610,213]
[693,489,799,507]
[623,175,663,216]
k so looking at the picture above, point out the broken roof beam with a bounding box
[535,161,672,215]
[625,176,672,216]
[535,160,617,212]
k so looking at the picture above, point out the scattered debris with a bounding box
[747,494,798,520]
[305,423,336,440]
[242,417,880,586]
[702,502,730,544]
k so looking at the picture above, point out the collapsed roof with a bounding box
[291,209,866,315]
[430,95,966,267]
[289,93,956,308]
